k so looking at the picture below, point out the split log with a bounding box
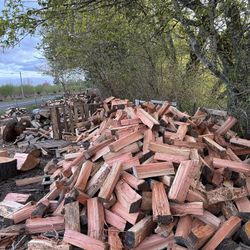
[108,130,143,152]
[123,216,156,248]
[216,116,237,135]
[202,216,241,250]
[63,229,108,250]
[28,239,71,250]
[105,209,127,231]
[175,215,192,246]
[121,171,149,191]
[168,160,197,202]
[136,108,159,129]
[133,162,174,179]
[115,180,142,213]
[87,197,104,240]
[203,136,226,154]
[141,192,152,211]
[193,210,221,229]
[74,160,93,192]
[15,175,43,186]
[98,162,122,202]
[186,224,215,249]
[154,152,189,163]
[170,202,204,216]
[108,227,123,250]
[230,137,250,148]
[3,193,30,204]
[31,199,49,218]
[152,182,173,224]
[64,201,80,232]
[26,216,64,234]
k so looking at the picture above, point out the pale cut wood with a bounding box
[108,227,123,250]
[230,137,250,148]
[14,153,40,171]
[105,209,127,231]
[202,216,241,250]
[111,201,141,225]
[63,229,108,250]
[149,141,190,158]
[168,160,197,202]
[154,152,189,163]
[193,210,221,229]
[124,216,156,248]
[206,186,248,204]
[28,239,71,250]
[213,157,250,174]
[136,108,159,129]
[87,197,104,240]
[74,160,93,192]
[186,224,215,249]
[152,182,173,224]
[175,215,192,246]
[98,162,122,202]
[64,201,80,232]
[115,180,142,213]
[15,175,43,186]
[133,162,174,179]
[170,202,204,216]
[3,193,30,204]
[109,130,144,152]
[135,234,175,250]
[26,216,64,234]
[85,163,110,197]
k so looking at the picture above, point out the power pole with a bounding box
[19,72,25,99]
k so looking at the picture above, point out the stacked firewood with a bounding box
[0,107,27,119]
[1,96,250,249]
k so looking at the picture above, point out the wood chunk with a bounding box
[87,198,104,240]
[240,221,250,246]
[154,152,189,163]
[152,182,173,224]
[186,224,215,249]
[155,218,177,237]
[149,142,190,157]
[74,160,93,192]
[141,192,152,211]
[103,193,117,209]
[135,234,175,250]
[14,153,40,171]
[26,216,64,234]
[222,201,238,219]
[65,201,80,232]
[111,201,141,225]
[213,157,250,174]
[203,136,226,154]
[74,189,89,205]
[15,175,43,186]
[133,162,174,179]
[206,186,248,204]
[217,239,241,250]
[170,202,203,216]
[168,160,196,202]
[98,162,122,202]
[136,108,159,129]
[124,216,156,248]
[3,193,30,204]
[216,116,237,135]
[105,209,127,231]
[230,137,250,148]
[175,215,192,246]
[85,163,110,197]
[171,124,188,141]
[159,175,174,187]
[202,216,241,250]
[235,197,250,213]
[108,227,123,250]
[193,210,221,229]
[121,171,148,191]
[63,229,108,250]
[0,157,17,181]
[28,239,71,250]
[108,131,143,152]
[115,180,142,213]
[31,199,49,218]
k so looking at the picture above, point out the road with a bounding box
[0,95,61,111]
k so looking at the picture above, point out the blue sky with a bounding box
[0,2,53,85]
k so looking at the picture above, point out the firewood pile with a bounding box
[0,96,250,249]
[0,107,27,119]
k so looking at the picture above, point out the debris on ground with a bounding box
[0,94,250,249]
